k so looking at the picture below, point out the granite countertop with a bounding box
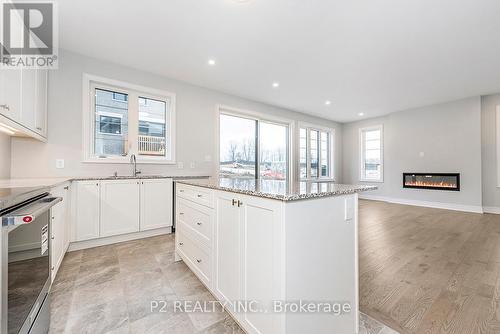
[0,175,209,189]
[176,178,377,202]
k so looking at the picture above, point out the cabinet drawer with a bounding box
[176,184,214,208]
[176,231,211,285]
[177,199,212,244]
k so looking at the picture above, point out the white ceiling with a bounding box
[59,0,500,123]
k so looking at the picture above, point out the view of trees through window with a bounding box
[219,113,288,180]
[299,127,332,179]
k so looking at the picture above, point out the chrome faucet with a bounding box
[130,154,141,177]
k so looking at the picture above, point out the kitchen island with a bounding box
[174,178,375,334]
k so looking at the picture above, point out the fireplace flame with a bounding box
[405,180,456,188]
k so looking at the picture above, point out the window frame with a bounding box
[216,105,294,183]
[82,74,176,164]
[359,124,384,183]
[298,122,335,181]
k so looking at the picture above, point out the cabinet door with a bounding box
[0,70,22,121]
[75,181,100,241]
[50,186,66,281]
[140,178,173,231]
[21,69,36,130]
[34,69,47,136]
[240,196,284,334]
[214,192,241,307]
[100,180,140,237]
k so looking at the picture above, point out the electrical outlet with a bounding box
[55,159,65,169]
[177,162,184,169]
[190,162,196,169]
[419,152,425,158]
[204,155,212,162]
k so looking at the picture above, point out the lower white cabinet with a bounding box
[74,180,100,241]
[50,182,71,281]
[100,179,140,237]
[73,178,173,243]
[140,179,173,231]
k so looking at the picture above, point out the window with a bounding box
[99,115,122,135]
[83,74,175,163]
[360,125,383,182]
[299,125,334,180]
[219,108,290,181]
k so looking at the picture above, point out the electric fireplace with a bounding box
[403,173,460,191]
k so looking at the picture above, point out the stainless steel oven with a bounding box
[0,187,62,334]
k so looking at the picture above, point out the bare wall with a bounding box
[0,133,10,178]
[10,50,342,179]
[481,94,500,209]
[342,97,482,209]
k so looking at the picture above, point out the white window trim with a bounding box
[215,104,295,184]
[82,74,176,164]
[298,121,335,182]
[359,124,384,183]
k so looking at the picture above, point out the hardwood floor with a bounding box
[359,199,500,334]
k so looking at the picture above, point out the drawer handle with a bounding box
[0,104,10,111]
[36,127,42,130]
[237,200,243,207]
[232,199,237,206]
[197,194,202,198]
[196,259,202,263]
[179,189,184,193]
[179,242,183,246]
[64,186,69,190]
[179,212,184,215]
[196,222,202,226]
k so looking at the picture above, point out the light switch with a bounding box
[177,162,184,169]
[55,159,65,169]
[345,197,354,222]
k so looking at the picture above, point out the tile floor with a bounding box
[49,234,398,334]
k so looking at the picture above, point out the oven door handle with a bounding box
[1,196,63,226]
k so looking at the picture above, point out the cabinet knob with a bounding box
[179,189,184,193]
[51,266,54,270]
[36,127,42,130]
[196,222,202,226]
[64,186,69,190]
[51,236,54,240]
[196,259,202,263]
[96,183,99,186]
[179,242,183,246]
[197,194,202,198]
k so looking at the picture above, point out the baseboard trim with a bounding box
[483,206,500,214]
[68,227,172,251]
[359,194,484,214]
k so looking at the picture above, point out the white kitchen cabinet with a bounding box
[0,70,22,121]
[213,192,241,307]
[140,178,173,231]
[50,182,71,281]
[100,180,140,237]
[74,181,100,241]
[0,68,47,139]
[34,69,48,136]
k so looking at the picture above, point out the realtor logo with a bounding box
[0,1,58,68]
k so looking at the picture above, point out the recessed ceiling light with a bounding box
[325,100,331,106]
[208,59,216,66]
[358,112,365,116]
[272,82,279,88]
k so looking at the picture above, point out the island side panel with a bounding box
[283,193,359,334]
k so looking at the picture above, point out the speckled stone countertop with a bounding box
[0,176,208,189]
[176,178,376,202]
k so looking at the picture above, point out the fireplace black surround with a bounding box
[403,173,460,191]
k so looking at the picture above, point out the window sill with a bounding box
[83,158,176,165]
[359,178,384,183]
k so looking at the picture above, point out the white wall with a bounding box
[10,50,342,180]
[481,94,500,210]
[0,133,10,178]
[342,97,483,211]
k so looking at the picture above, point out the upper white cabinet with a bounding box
[0,68,48,140]
[73,181,100,241]
[100,180,140,237]
[0,70,22,121]
[140,178,173,231]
